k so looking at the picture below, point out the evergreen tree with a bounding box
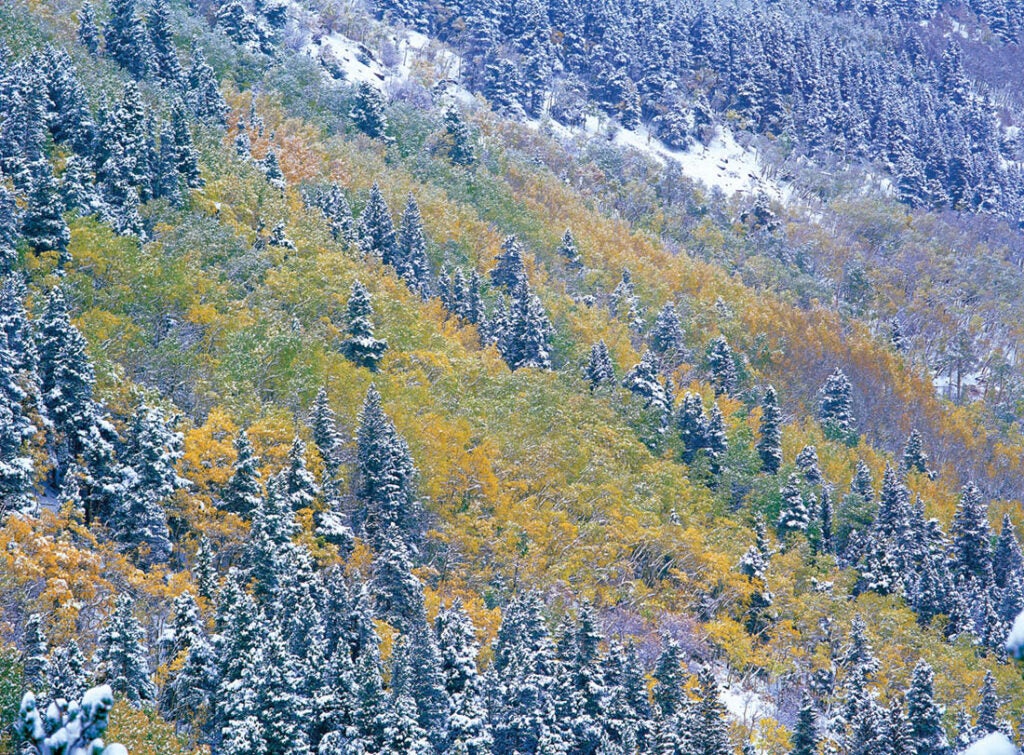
[104,0,151,78]
[78,1,100,53]
[557,228,582,271]
[358,183,398,260]
[905,660,950,755]
[585,340,615,390]
[0,187,18,276]
[902,429,930,476]
[993,515,1023,590]
[796,445,822,485]
[170,99,203,189]
[676,391,708,463]
[317,182,357,244]
[0,330,36,510]
[694,665,730,755]
[820,485,835,554]
[280,435,317,511]
[609,269,643,331]
[354,385,421,544]
[778,474,810,536]
[341,280,388,371]
[950,481,993,586]
[194,535,218,600]
[652,637,684,718]
[974,671,1003,739]
[222,429,262,517]
[499,282,554,371]
[261,149,285,190]
[650,303,687,367]
[308,387,342,476]
[490,235,528,290]
[351,81,389,139]
[372,527,428,632]
[757,385,783,475]
[705,402,728,475]
[97,594,157,707]
[707,335,737,396]
[392,624,448,743]
[46,640,88,703]
[790,693,818,755]
[22,614,49,693]
[22,158,71,262]
[443,107,476,166]
[148,0,183,86]
[186,47,229,124]
[850,460,874,503]
[622,350,670,414]
[393,194,433,296]
[820,368,855,440]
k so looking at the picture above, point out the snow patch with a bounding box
[961,733,1018,755]
[1005,609,1024,658]
[719,682,772,726]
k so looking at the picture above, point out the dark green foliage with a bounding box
[490,235,528,291]
[22,158,71,260]
[104,0,152,78]
[820,368,855,441]
[358,183,397,260]
[443,106,476,166]
[78,1,100,53]
[585,340,615,390]
[341,280,388,371]
[392,194,432,296]
[222,429,262,517]
[757,385,782,475]
[790,693,817,755]
[706,335,737,396]
[97,594,157,707]
[351,81,389,139]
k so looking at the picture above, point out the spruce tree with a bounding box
[652,637,684,718]
[355,385,421,544]
[778,474,810,537]
[358,183,398,260]
[676,391,708,464]
[706,335,737,396]
[104,0,151,78]
[901,429,930,476]
[499,282,554,371]
[790,693,818,755]
[820,485,835,554]
[490,235,528,290]
[0,330,36,510]
[341,280,388,371]
[443,107,476,166]
[950,481,993,586]
[622,350,670,414]
[46,640,88,703]
[0,187,18,275]
[820,368,855,440]
[78,1,100,53]
[97,594,157,707]
[993,515,1023,590]
[705,402,728,475]
[186,47,229,125]
[22,614,49,694]
[796,445,822,485]
[261,149,285,190]
[556,228,582,271]
[351,82,389,139]
[372,527,428,633]
[170,99,203,189]
[694,665,730,755]
[757,385,783,475]
[585,340,615,390]
[22,158,71,261]
[905,660,950,755]
[148,0,183,86]
[650,303,687,367]
[222,429,262,517]
[974,671,1002,739]
[393,194,432,296]
[308,387,343,476]
[280,435,317,511]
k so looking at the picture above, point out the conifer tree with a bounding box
[22,614,49,693]
[148,0,182,86]
[820,368,855,440]
[359,183,398,260]
[790,693,818,755]
[820,485,835,554]
[261,149,285,190]
[652,637,684,718]
[392,624,448,742]
[22,158,71,262]
[280,435,317,511]
[609,269,643,331]
[796,445,822,485]
[499,282,554,371]
[104,0,151,78]
[778,473,810,536]
[341,280,388,371]
[318,183,357,244]
[694,665,730,755]
[850,460,874,503]
[974,671,1003,739]
[46,640,88,703]
[308,387,343,476]
[757,385,783,474]
[677,392,708,463]
[443,107,476,166]
[707,335,737,396]
[97,594,157,707]
[78,1,100,53]
[993,515,1023,590]
[222,429,262,518]
[950,481,993,586]
[351,81,389,139]
[650,303,687,367]
[905,660,950,755]
[705,402,728,474]
[585,340,615,390]
[0,187,18,276]
[194,535,218,600]
[372,527,428,633]
[490,235,528,290]
[901,429,930,476]
[355,386,421,544]
[622,350,670,414]
[393,194,432,296]
[0,330,36,510]
[557,228,582,271]
[170,99,203,189]
[186,47,229,124]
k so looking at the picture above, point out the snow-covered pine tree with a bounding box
[170,99,203,189]
[676,391,708,463]
[443,106,476,166]
[993,515,1024,590]
[757,385,783,475]
[652,636,684,719]
[778,473,810,536]
[905,660,951,755]
[609,269,643,332]
[97,594,157,707]
[707,335,738,396]
[78,1,100,53]
[354,385,421,544]
[359,183,398,260]
[104,0,151,78]
[556,228,583,271]
[372,526,428,633]
[22,158,71,262]
[341,280,388,371]
[0,330,36,511]
[46,639,89,703]
[489,234,528,291]
[17,685,124,755]
[790,693,818,755]
[650,303,688,368]
[393,194,433,296]
[499,282,554,371]
[796,445,822,485]
[351,81,389,139]
[148,0,182,86]
[308,387,343,476]
[186,47,229,125]
[0,187,19,276]
[221,429,262,517]
[950,481,993,587]
[820,367,855,441]
[622,350,670,414]
[693,665,730,755]
[280,435,317,512]
[585,340,615,390]
[22,614,49,694]
[260,149,285,190]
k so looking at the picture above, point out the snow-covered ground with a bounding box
[718,678,773,728]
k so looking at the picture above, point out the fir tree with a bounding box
[499,282,554,371]
[609,269,643,331]
[790,693,818,755]
[222,429,262,518]
[22,614,49,694]
[993,515,1023,590]
[694,665,730,755]
[354,385,421,544]
[650,303,687,367]
[0,187,18,275]
[148,0,183,86]
[280,435,317,511]
[372,527,428,632]
[905,660,950,755]
[585,340,615,390]
[308,387,343,476]
[705,402,728,475]
[46,640,88,703]
[0,330,36,510]
[796,445,822,485]
[443,107,476,166]
[820,485,835,555]
[97,594,157,707]
[974,671,1003,739]
[393,194,432,296]
[78,1,100,53]
[261,149,285,190]
[341,280,388,371]
[622,350,670,414]
[950,481,993,586]
[902,429,930,476]
[490,235,528,290]
[351,81,389,139]
[358,183,398,260]
[556,228,582,271]
[820,368,855,441]
[104,0,151,78]
[652,637,684,718]
[22,158,71,262]
[707,335,737,396]
[676,391,708,463]
[170,99,203,189]
[186,47,229,125]
[850,460,874,503]
[778,474,810,536]
[194,535,218,600]
[757,385,783,475]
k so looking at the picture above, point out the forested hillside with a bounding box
[2,0,1024,753]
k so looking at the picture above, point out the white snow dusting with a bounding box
[960,733,1018,755]
[1005,609,1024,658]
[719,681,772,727]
